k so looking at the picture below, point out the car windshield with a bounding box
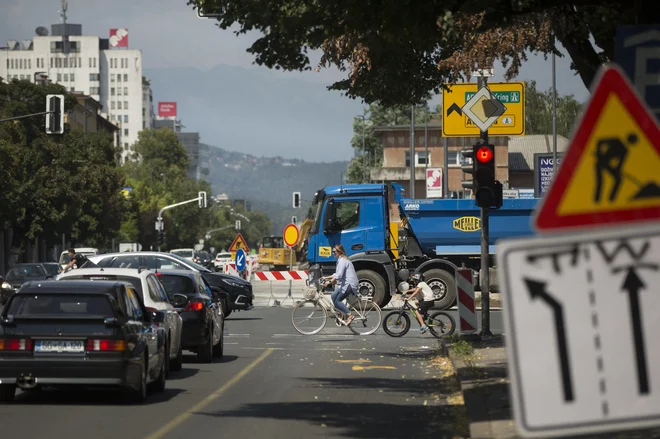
[217,253,231,259]
[262,237,284,248]
[6,265,46,278]
[42,264,60,276]
[171,250,193,258]
[158,275,196,298]
[61,274,144,299]
[6,294,114,318]
[168,253,211,272]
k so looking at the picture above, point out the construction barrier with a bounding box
[456,268,478,335]
[249,270,309,307]
[221,255,259,280]
[253,270,308,281]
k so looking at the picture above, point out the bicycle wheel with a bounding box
[292,300,327,335]
[348,299,382,335]
[427,311,456,338]
[382,311,411,337]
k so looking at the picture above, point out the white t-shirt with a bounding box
[416,281,435,302]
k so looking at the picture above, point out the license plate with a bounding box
[35,340,85,353]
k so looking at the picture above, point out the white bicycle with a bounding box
[291,277,382,336]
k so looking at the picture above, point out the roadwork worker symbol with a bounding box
[594,133,660,203]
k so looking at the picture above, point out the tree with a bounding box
[525,80,583,137]
[187,0,643,105]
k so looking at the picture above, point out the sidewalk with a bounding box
[446,335,660,439]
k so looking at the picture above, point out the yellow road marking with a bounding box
[352,365,397,371]
[334,359,372,364]
[144,348,275,439]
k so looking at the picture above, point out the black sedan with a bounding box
[1,264,55,305]
[0,280,167,403]
[156,270,224,363]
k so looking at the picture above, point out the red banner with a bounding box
[158,102,177,118]
[109,29,128,47]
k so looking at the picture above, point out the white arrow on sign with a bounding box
[498,222,660,438]
[237,254,244,266]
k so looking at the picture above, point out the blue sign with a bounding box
[234,248,246,272]
[533,153,564,198]
[616,25,660,121]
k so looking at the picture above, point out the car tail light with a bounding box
[86,339,126,351]
[0,338,33,351]
[155,272,163,277]
[183,299,204,312]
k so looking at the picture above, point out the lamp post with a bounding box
[354,115,368,183]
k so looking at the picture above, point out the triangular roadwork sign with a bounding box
[228,233,250,253]
[534,65,660,232]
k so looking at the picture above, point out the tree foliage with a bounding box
[121,128,272,252]
[189,0,643,105]
[0,79,124,259]
[524,80,583,137]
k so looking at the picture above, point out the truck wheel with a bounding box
[356,269,389,308]
[423,268,457,310]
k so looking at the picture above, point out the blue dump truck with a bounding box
[305,182,540,309]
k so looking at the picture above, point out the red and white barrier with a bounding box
[253,271,308,281]
[456,268,478,335]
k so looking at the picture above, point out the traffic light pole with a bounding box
[0,110,53,123]
[477,75,493,337]
[156,193,207,252]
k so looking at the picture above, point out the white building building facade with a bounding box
[0,24,153,162]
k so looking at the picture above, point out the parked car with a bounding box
[57,267,184,374]
[58,247,99,270]
[0,280,167,403]
[156,269,224,362]
[88,252,254,317]
[214,252,233,272]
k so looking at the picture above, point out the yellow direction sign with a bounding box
[442,82,525,136]
[228,233,250,255]
[535,65,660,231]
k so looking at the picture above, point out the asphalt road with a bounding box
[0,306,504,438]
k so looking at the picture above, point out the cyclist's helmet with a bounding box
[411,273,424,285]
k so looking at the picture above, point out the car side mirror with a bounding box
[171,294,188,308]
[103,317,120,327]
[323,199,336,233]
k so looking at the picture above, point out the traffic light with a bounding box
[198,191,207,208]
[235,220,241,230]
[46,94,64,134]
[474,144,500,208]
[460,146,476,191]
[292,216,298,224]
[158,231,164,247]
[293,192,301,208]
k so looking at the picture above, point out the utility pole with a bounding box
[409,105,415,198]
[552,36,558,176]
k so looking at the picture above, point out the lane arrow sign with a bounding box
[447,103,462,117]
[621,266,650,395]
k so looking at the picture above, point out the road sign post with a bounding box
[498,223,660,437]
[156,192,208,252]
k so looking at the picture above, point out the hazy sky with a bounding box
[1,0,591,161]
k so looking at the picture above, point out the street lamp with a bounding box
[355,115,369,183]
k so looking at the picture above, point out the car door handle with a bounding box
[351,244,364,250]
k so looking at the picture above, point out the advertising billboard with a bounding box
[534,152,564,198]
[426,168,443,198]
[109,29,128,47]
[158,102,177,118]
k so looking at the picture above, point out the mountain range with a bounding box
[204,144,348,233]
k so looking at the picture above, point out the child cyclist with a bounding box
[401,273,435,334]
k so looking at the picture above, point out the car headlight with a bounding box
[221,278,242,288]
[1,282,12,290]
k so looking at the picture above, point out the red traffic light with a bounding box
[476,146,493,163]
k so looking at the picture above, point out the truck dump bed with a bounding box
[399,197,540,255]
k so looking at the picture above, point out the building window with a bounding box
[111,101,116,110]
[89,57,92,68]
[123,74,128,82]
[118,101,122,110]
[110,74,115,82]
[57,73,62,82]
[447,151,471,166]
[93,57,96,68]
[124,101,128,109]
[70,73,75,82]
[28,59,31,69]
[123,87,128,95]
[405,151,429,167]
[70,87,74,92]
[90,87,99,95]
[71,57,75,68]
[117,74,121,82]
[111,87,115,96]
[63,57,68,68]
[78,57,81,67]
[124,128,129,136]
[124,115,129,123]
[117,87,122,96]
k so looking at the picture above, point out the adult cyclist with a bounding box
[321,244,358,326]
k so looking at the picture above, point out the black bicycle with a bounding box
[382,295,456,338]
